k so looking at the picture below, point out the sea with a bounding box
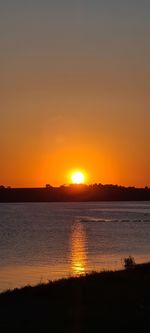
[0,201,150,292]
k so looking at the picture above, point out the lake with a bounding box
[0,201,150,291]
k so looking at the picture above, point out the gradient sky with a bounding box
[0,0,150,187]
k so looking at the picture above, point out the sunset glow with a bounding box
[0,1,150,188]
[71,172,85,184]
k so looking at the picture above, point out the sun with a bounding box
[71,171,85,184]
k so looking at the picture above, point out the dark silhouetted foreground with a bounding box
[1,263,150,332]
[0,183,150,202]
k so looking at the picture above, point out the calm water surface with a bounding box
[0,201,150,291]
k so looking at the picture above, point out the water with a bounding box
[0,201,150,292]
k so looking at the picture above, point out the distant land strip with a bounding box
[0,184,150,202]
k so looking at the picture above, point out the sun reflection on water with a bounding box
[70,221,87,276]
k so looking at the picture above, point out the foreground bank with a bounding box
[0,263,150,332]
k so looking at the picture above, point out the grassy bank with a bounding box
[1,263,150,332]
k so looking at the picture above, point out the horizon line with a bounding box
[0,183,150,190]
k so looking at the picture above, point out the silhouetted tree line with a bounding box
[0,183,150,202]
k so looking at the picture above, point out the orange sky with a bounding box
[0,1,150,187]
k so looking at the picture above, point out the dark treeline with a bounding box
[0,184,150,202]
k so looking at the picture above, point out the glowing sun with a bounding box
[71,171,85,184]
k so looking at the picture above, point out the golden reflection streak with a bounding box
[70,222,87,275]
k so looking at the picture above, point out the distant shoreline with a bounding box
[0,184,150,202]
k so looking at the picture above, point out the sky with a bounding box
[0,0,150,187]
